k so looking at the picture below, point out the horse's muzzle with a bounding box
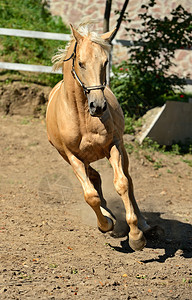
[89,100,107,117]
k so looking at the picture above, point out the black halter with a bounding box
[63,42,106,95]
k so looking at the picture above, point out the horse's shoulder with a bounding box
[48,80,63,104]
[104,86,125,138]
[105,86,119,106]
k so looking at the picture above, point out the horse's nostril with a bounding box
[89,102,95,109]
[89,100,106,117]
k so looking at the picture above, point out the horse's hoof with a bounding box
[98,217,114,233]
[128,232,146,251]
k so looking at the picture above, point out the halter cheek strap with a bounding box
[63,42,106,95]
[71,66,106,94]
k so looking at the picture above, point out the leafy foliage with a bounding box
[111,0,192,117]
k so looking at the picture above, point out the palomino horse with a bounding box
[46,24,151,251]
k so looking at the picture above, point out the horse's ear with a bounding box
[101,28,116,42]
[70,24,83,43]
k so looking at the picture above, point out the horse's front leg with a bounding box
[68,154,114,233]
[108,144,149,251]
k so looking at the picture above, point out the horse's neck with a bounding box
[62,42,88,118]
[63,41,75,82]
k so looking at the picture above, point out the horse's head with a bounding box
[70,25,115,117]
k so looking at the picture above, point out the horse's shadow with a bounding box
[143,211,192,262]
[108,205,192,262]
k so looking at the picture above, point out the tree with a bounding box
[103,0,112,33]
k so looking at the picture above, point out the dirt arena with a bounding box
[0,83,192,299]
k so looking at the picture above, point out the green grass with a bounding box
[182,159,192,167]
[132,137,192,156]
[124,115,143,135]
[0,0,70,86]
[124,136,192,168]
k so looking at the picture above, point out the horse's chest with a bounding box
[62,112,114,162]
[78,132,111,161]
[81,132,109,149]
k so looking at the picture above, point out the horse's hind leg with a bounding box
[67,154,114,233]
[88,166,116,223]
[108,144,150,251]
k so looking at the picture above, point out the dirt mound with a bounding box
[0,82,51,117]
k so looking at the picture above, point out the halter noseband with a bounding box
[63,42,106,95]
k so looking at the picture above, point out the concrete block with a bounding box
[137,101,192,145]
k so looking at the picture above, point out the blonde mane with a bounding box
[52,22,111,71]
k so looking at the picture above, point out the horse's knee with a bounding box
[114,175,128,196]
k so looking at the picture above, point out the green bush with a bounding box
[124,114,142,135]
[111,0,192,117]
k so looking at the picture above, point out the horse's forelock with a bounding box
[52,24,111,71]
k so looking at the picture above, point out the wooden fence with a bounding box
[0,28,71,74]
[0,28,191,84]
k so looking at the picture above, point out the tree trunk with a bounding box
[103,0,112,33]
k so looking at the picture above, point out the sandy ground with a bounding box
[0,83,192,299]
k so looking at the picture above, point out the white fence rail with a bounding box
[0,28,71,74]
[0,61,61,74]
[0,28,71,41]
[0,28,192,84]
